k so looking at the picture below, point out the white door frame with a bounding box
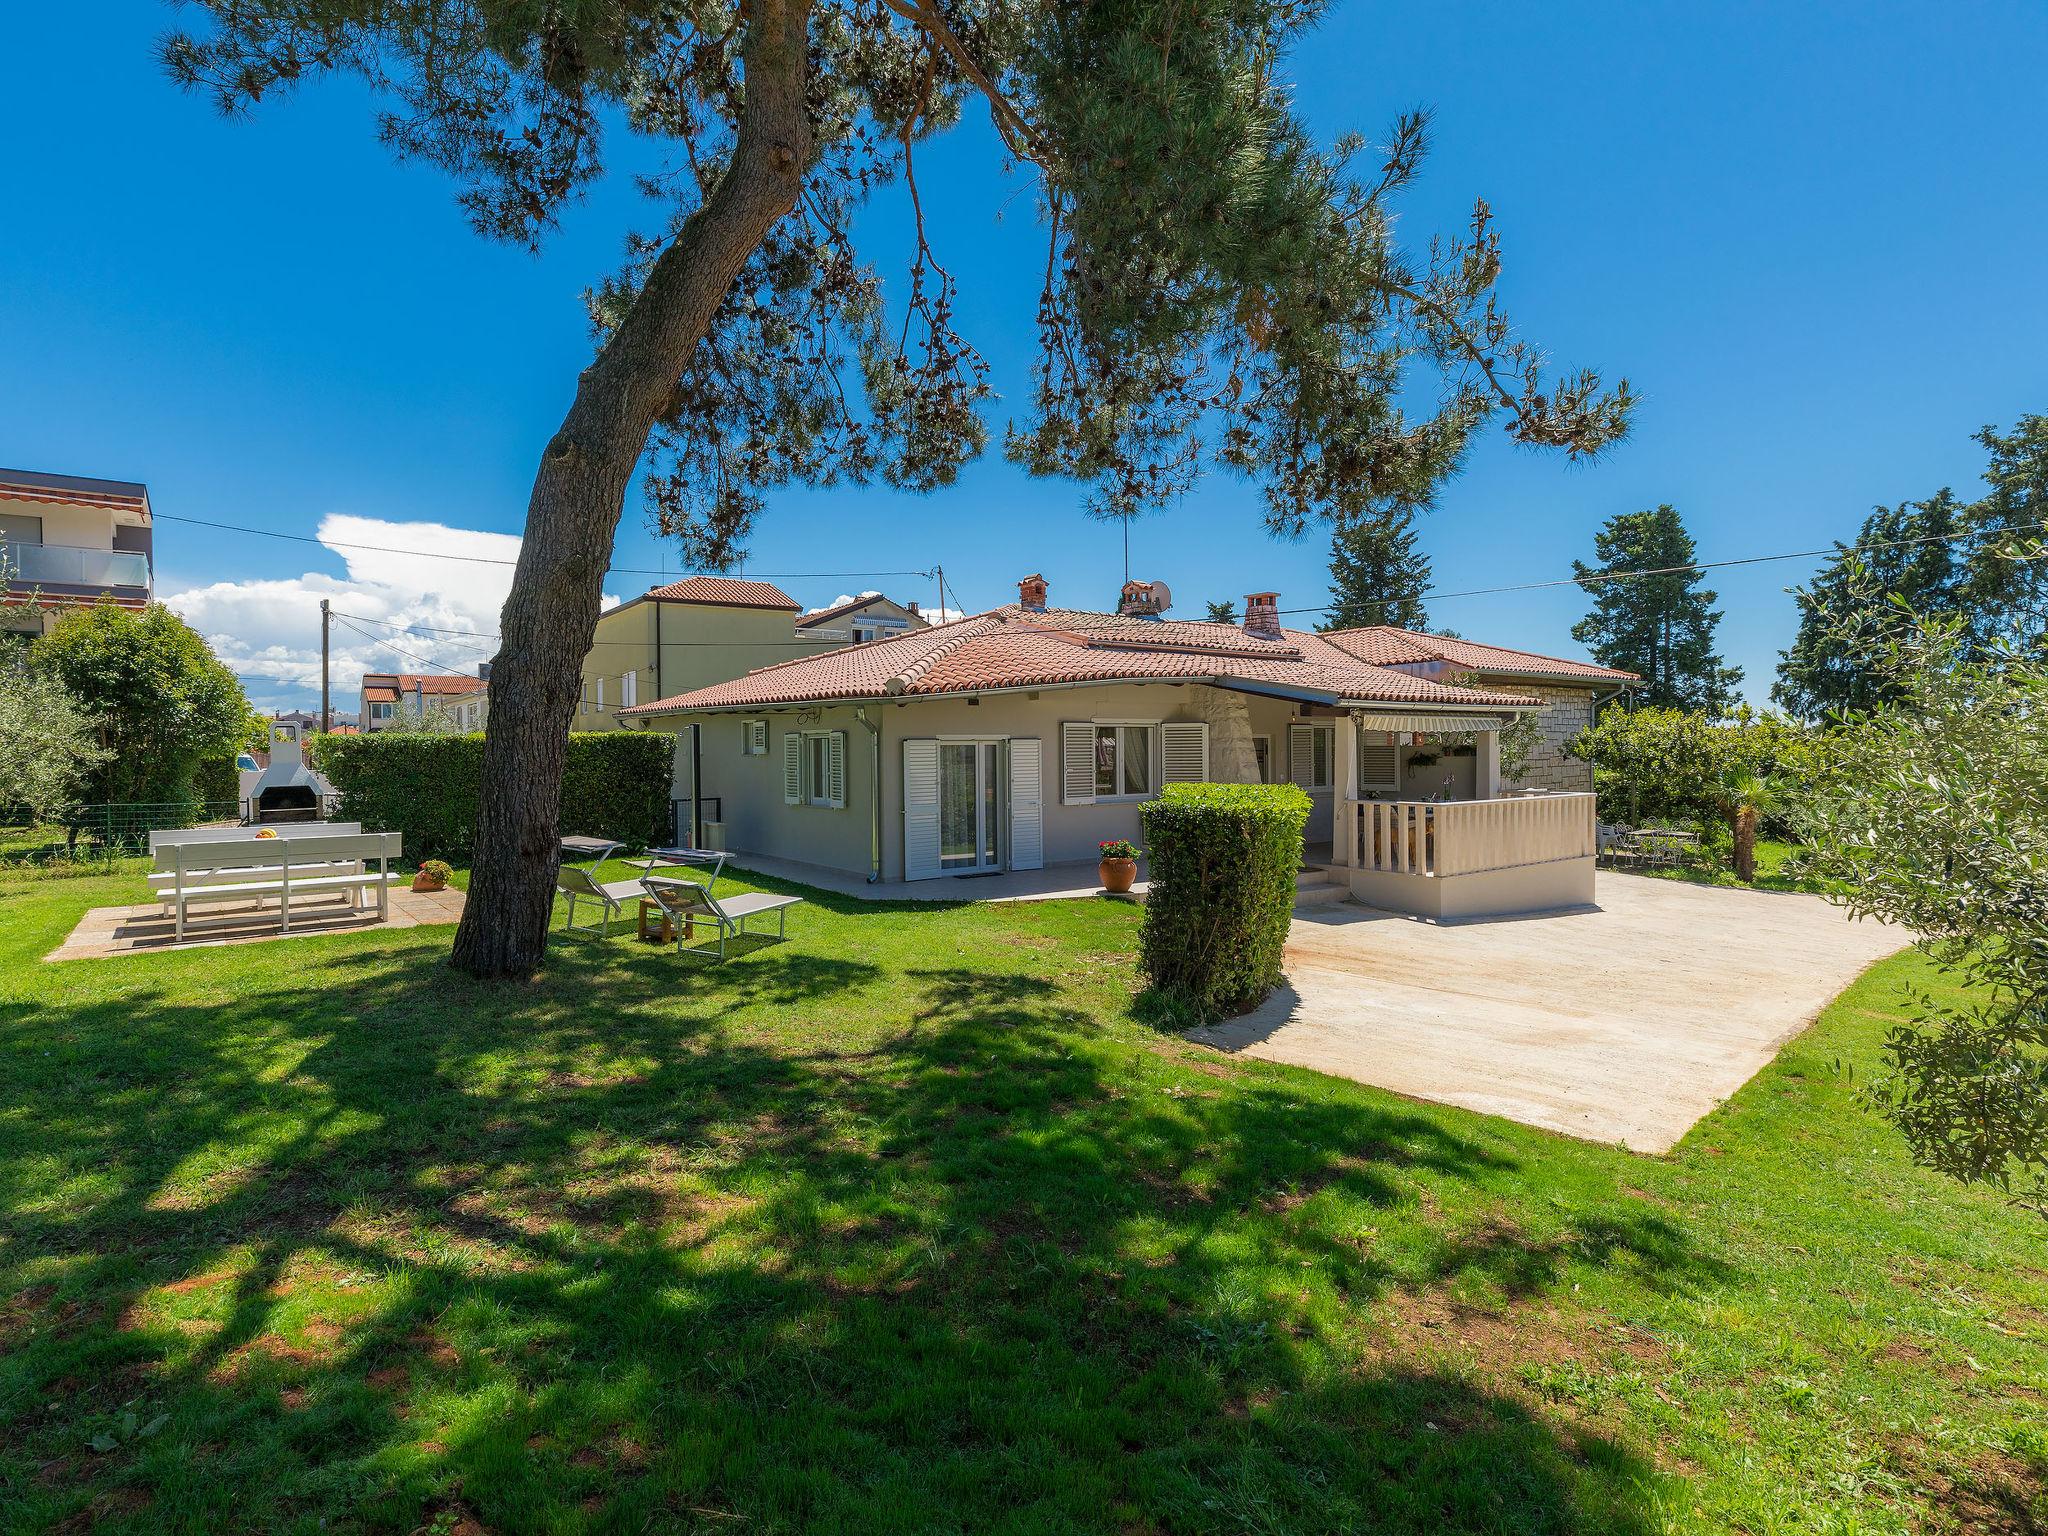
[935,734,1008,875]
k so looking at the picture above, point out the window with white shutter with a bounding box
[1289,722,1334,790]
[826,730,846,809]
[1357,729,1400,791]
[594,675,605,712]
[903,740,942,879]
[783,733,802,804]
[1008,738,1043,870]
[620,669,637,709]
[1160,722,1209,783]
[1061,721,1095,805]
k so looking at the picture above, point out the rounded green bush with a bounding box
[1138,781,1310,1022]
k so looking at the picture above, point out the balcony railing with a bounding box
[3,541,151,591]
[1343,792,1597,877]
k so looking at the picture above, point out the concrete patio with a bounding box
[49,886,466,960]
[710,851,1152,903]
[1189,873,1912,1153]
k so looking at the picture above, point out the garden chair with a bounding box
[640,876,801,962]
[555,863,655,938]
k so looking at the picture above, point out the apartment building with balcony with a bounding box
[1,468,154,637]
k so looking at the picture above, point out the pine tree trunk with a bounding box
[448,0,812,980]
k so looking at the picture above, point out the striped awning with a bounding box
[1347,712,1513,733]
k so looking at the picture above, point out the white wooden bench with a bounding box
[154,831,402,941]
[147,824,367,894]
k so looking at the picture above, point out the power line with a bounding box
[330,613,489,673]
[150,510,934,583]
[1273,514,2048,616]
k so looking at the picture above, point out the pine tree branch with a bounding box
[875,0,1044,164]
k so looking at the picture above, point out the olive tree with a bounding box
[1799,608,2048,1212]
[0,656,109,827]
[163,0,1633,976]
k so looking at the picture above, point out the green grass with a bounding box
[1,862,2043,1534]
[1632,837,1832,895]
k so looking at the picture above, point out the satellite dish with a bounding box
[1148,580,1172,612]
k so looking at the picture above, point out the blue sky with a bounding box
[3,0,2043,710]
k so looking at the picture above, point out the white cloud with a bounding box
[806,589,883,615]
[164,514,617,713]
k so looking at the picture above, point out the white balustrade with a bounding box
[1344,793,1595,877]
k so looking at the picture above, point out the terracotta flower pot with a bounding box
[411,873,447,893]
[1099,856,1138,894]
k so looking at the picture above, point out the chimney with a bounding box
[907,599,919,616]
[1243,591,1282,638]
[1018,572,1048,610]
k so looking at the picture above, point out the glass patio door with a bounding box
[938,740,1003,872]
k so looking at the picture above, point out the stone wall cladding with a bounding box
[1501,684,1597,793]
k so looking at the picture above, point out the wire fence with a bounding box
[64,801,245,852]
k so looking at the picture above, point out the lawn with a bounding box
[1630,837,1830,895]
[1,863,2043,1535]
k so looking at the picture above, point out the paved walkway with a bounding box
[49,886,466,960]
[1190,874,1912,1153]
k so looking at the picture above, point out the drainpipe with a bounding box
[854,704,883,883]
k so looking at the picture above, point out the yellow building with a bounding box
[573,578,926,729]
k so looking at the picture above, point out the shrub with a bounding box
[312,731,674,860]
[1565,705,1834,834]
[1138,782,1310,1022]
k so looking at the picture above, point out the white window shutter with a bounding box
[1358,731,1400,791]
[827,731,847,809]
[1009,738,1043,871]
[1160,722,1209,783]
[1061,721,1096,805]
[621,669,637,709]
[1288,723,1316,787]
[783,733,802,804]
[595,675,605,712]
[902,739,942,880]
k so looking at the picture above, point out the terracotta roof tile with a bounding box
[361,672,488,697]
[1318,625,1638,682]
[646,576,800,610]
[624,607,1541,715]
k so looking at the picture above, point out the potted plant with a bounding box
[1098,838,1141,894]
[411,858,453,893]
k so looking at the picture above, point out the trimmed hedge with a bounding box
[310,731,675,860]
[1138,782,1310,1022]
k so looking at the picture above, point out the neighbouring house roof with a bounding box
[360,672,489,704]
[1318,625,1638,684]
[622,606,1544,716]
[0,467,152,519]
[794,592,916,629]
[644,576,801,610]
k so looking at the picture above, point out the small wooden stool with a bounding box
[637,897,692,944]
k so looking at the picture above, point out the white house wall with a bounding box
[656,682,1344,881]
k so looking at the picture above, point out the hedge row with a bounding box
[1138,782,1310,1022]
[311,731,675,860]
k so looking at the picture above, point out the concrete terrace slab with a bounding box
[49,886,466,960]
[1189,874,1912,1154]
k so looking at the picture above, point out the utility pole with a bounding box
[319,599,331,734]
[935,564,945,620]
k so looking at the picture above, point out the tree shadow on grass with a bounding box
[1,934,1715,1534]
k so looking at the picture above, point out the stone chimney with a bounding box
[906,599,919,616]
[1018,573,1048,610]
[1243,591,1282,638]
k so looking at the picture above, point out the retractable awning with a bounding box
[1347,711,1514,733]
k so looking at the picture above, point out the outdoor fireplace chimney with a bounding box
[1243,591,1282,638]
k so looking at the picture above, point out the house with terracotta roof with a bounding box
[795,591,928,645]
[618,574,1630,918]
[1,468,154,637]
[571,576,926,730]
[360,670,490,731]
[1315,627,1636,794]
